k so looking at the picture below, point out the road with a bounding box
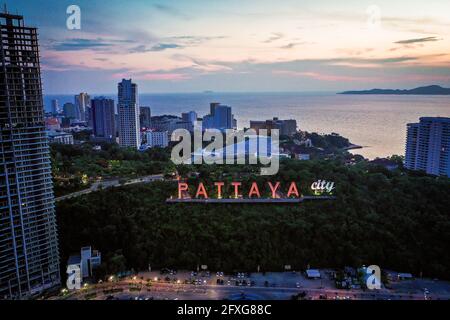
[60,280,444,301]
[55,174,164,202]
[57,271,450,301]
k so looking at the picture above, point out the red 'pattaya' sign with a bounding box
[167,180,335,203]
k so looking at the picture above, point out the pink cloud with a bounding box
[273,70,379,82]
[399,74,450,82]
[273,70,450,83]
[112,72,190,81]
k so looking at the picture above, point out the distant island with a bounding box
[339,85,450,95]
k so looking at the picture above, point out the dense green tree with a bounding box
[56,159,450,280]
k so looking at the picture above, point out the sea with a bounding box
[44,92,450,160]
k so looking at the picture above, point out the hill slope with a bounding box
[340,85,450,95]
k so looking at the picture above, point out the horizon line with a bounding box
[44,90,339,96]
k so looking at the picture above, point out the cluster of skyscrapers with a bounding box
[47,78,241,151]
[52,93,91,123]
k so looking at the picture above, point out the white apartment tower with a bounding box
[118,79,140,149]
[74,92,90,121]
[405,117,450,177]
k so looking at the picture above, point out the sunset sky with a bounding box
[6,0,450,93]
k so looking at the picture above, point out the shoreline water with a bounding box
[44,93,450,160]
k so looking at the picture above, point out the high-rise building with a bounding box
[0,12,60,298]
[118,79,140,148]
[140,106,151,129]
[91,97,116,142]
[405,123,419,171]
[203,103,236,130]
[250,117,297,136]
[63,102,77,119]
[51,99,59,115]
[151,115,194,134]
[145,131,169,148]
[85,105,92,127]
[405,117,450,177]
[182,111,198,126]
[209,102,220,116]
[74,93,90,122]
[151,116,194,134]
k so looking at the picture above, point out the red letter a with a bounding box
[248,182,261,198]
[195,182,208,199]
[287,182,299,197]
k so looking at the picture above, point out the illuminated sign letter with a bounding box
[248,182,261,198]
[214,182,224,199]
[287,182,299,197]
[195,183,208,199]
[178,182,188,199]
[231,182,242,198]
[268,182,280,198]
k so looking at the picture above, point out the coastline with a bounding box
[344,144,363,151]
